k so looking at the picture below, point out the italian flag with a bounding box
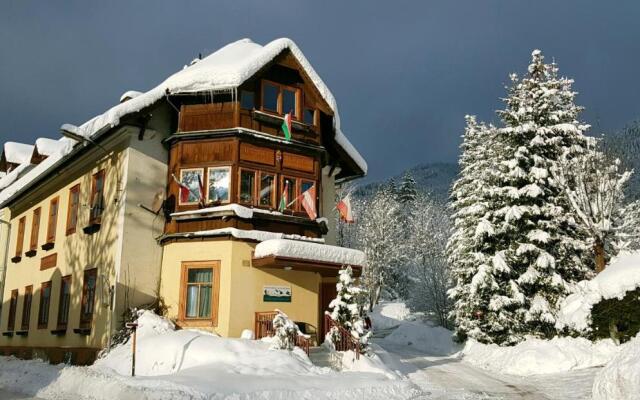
[278,180,289,212]
[281,113,292,141]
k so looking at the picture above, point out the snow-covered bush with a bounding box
[327,266,371,351]
[270,310,299,351]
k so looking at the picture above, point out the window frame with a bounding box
[238,168,257,206]
[89,170,105,225]
[56,275,72,330]
[14,217,26,259]
[258,171,276,208]
[178,168,204,206]
[178,261,221,327]
[206,166,231,205]
[240,90,255,110]
[260,79,301,120]
[7,289,18,331]
[38,281,52,329]
[66,184,81,235]
[80,268,98,328]
[303,107,317,126]
[21,285,33,331]
[29,208,41,251]
[46,196,59,244]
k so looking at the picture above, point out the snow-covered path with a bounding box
[376,341,596,400]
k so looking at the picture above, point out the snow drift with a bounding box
[592,334,640,400]
[369,302,413,330]
[383,321,460,356]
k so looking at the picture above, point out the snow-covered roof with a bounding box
[34,138,67,157]
[556,251,640,333]
[0,38,365,207]
[119,90,143,103]
[72,38,366,173]
[254,239,366,266]
[0,163,32,191]
[2,142,34,165]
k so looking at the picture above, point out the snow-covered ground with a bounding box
[0,311,420,400]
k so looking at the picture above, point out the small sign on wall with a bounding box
[263,285,292,302]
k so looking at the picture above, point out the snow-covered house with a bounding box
[0,38,366,364]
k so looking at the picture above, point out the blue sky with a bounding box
[1,1,639,180]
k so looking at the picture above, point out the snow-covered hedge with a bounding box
[592,334,640,400]
[556,251,640,336]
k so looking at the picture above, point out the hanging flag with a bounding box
[336,194,354,223]
[172,174,194,203]
[301,185,317,220]
[198,174,206,206]
[281,113,292,141]
[278,180,289,212]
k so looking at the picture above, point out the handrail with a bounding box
[323,313,361,359]
[254,311,310,356]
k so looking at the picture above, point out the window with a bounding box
[262,82,279,112]
[239,169,256,204]
[66,184,80,235]
[259,172,275,207]
[282,88,297,117]
[240,90,255,110]
[21,285,33,331]
[29,208,41,251]
[7,289,18,331]
[46,197,59,244]
[303,108,316,126]
[38,281,52,329]
[89,170,105,224]
[80,269,98,327]
[57,275,71,329]
[180,261,220,325]
[179,168,204,205]
[207,167,230,204]
[14,217,26,259]
[281,176,297,211]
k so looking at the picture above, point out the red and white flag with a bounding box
[336,194,354,223]
[172,174,193,203]
[301,185,317,220]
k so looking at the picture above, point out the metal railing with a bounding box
[254,311,311,355]
[323,313,362,359]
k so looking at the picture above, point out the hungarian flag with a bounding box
[301,185,317,220]
[281,113,292,141]
[337,194,354,223]
[172,174,193,203]
[278,180,289,212]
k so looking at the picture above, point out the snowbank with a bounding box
[369,302,413,330]
[383,321,460,356]
[341,346,401,380]
[556,251,640,333]
[461,336,619,376]
[254,239,366,266]
[592,334,640,400]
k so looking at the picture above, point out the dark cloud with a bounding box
[1,0,639,181]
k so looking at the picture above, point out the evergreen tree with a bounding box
[450,51,593,344]
[327,266,371,351]
[397,172,418,204]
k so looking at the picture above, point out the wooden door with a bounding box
[320,282,337,341]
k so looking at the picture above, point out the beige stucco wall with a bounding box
[0,208,11,320]
[160,239,321,338]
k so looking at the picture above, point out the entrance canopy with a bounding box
[252,239,365,277]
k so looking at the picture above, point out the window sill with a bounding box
[176,319,218,328]
[73,328,91,336]
[41,242,55,251]
[10,256,21,263]
[15,330,28,337]
[1,331,13,337]
[83,223,101,235]
[25,249,37,258]
[51,328,66,336]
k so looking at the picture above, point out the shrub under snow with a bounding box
[592,334,640,400]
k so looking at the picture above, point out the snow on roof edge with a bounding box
[254,238,366,266]
[3,142,35,165]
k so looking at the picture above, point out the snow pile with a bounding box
[383,321,460,356]
[341,348,400,380]
[592,334,640,400]
[255,239,366,266]
[170,227,324,243]
[34,138,67,157]
[95,310,315,377]
[172,203,293,219]
[369,302,413,330]
[2,142,34,164]
[556,251,640,333]
[0,163,31,191]
[461,336,620,376]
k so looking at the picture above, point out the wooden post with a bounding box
[126,322,138,377]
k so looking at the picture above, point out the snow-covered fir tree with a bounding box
[397,172,418,204]
[450,51,594,344]
[270,310,299,351]
[327,266,371,351]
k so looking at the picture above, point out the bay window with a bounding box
[178,168,204,205]
[259,172,275,207]
[239,169,256,204]
[207,167,230,203]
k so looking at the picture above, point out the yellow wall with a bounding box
[0,208,11,318]
[160,239,321,338]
